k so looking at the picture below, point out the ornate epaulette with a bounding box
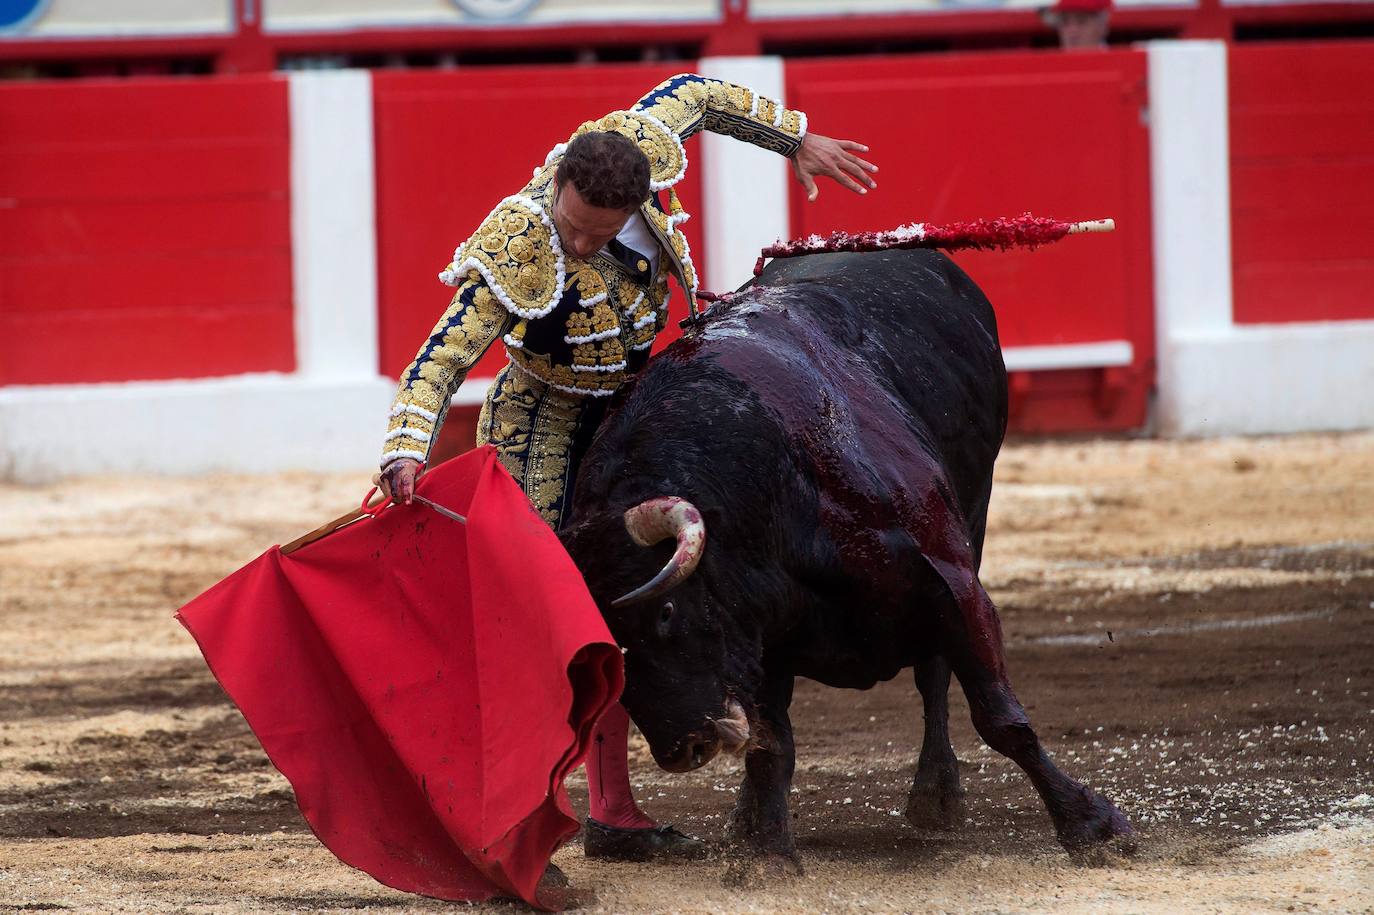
[543,110,687,193]
[438,194,566,320]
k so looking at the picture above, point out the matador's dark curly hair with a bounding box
[556,131,651,212]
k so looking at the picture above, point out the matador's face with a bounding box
[551,177,636,260]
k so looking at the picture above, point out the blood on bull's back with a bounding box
[674,248,1007,564]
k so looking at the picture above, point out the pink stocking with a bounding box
[585,703,656,829]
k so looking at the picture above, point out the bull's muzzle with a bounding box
[658,699,751,773]
[611,497,707,607]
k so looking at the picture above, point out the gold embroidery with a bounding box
[449,197,562,318]
[634,74,805,157]
[509,350,620,395]
[383,278,511,466]
[480,366,597,527]
[653,278,671,333]
[565,310,594,339]
[567,263,607,304]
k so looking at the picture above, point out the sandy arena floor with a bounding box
[1,433,1371,913]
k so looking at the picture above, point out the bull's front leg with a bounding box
[725,671,800,874]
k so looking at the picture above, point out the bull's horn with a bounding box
[611,497,706,607]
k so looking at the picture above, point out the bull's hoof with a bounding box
[1058,799,1136,863]
[722,852,803,887]
[903,784,966,831]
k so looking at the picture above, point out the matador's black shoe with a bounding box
[582,819,708,862]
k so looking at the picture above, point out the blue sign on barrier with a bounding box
[451,0,543,19]
[0,0,50,32]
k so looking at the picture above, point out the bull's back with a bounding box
[746,249,1007,532]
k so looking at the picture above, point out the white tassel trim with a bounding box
[772,101,785,129]
[565,326,621,344]
[622,289,646,318]
[544,142,568,166]
[749,91,760,119]
[667,211,691,234]
[679,236,700,298]
[389,403,438,422]
[572,361,628,373]
[796,111,808,140]
[438,194,566,321]
[633,311,657,330]
[632,110,688,191]
[384,427,431,443]
[503,333,524,349]
[631,339,655,351]
[579,291,608,307]
[381,448,428,466]
[509,357,617,397]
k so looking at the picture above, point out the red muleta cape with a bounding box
[176,445,623,909]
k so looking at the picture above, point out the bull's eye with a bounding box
[657,600,675,637]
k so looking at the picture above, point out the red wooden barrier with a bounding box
[1229,41,1374,325]
[785,50,1155,433]
[372,63,707,387]
[0,76,294,385]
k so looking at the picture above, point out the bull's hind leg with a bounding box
[934,572,1132,856]
[905,654,966,830]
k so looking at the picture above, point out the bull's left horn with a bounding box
[611,497,706,607]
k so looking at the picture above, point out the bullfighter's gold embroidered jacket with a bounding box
[381,73,808,468]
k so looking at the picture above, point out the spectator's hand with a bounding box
[379,458,422,506]
[790,133,878,202]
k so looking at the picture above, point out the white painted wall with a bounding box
[0,375,394,479]
[1147,41,1374,436]
[697,56,792,295]
[1160,321,1374,437]
[290,69,380,381]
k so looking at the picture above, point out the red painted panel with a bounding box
[785,51,1155,433]
[373,64,705,381]
[0,75,294,385]
[2,306,294,386]
[6,251,289,314]
[1,198,290,258]
[1229,41,1374,324]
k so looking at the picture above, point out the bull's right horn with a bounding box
[611,497,706,607]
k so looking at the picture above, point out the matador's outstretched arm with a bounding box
[632,73,877,201]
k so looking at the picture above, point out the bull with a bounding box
[560,248,1133,864]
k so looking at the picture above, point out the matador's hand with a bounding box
[790,133,878,202]
[379,458,421,506]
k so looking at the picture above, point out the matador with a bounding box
[378,72,876,863]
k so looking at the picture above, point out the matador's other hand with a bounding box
[790,133,878,202]
[379,458,421,506]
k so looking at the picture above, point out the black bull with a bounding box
[560,248,1133,860]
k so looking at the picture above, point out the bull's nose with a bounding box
[660,727,722,773]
